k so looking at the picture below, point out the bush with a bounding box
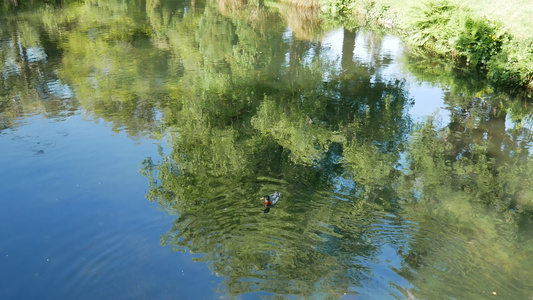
[405,1,465,55]
[455,17,507,67]
[320,0,355,16]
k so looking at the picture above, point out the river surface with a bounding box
[1,1,533,299]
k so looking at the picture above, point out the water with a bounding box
[2,1,533,299]
[0,114,222,299]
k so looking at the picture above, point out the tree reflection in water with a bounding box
[2,0,533,298]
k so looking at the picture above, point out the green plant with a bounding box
[486,40,533,87]
[405,0,465,55]
[455,17,507,67]
[364,1,390,21]
[320,0,355,16]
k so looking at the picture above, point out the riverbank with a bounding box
[318,0,533,93]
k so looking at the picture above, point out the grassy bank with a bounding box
[319,0,533,93]
[372,0,533,40]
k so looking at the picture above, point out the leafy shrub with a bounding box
[405,0,465,55]
[363,1,390,21]
[455,17,507,67]
[486,40,533,88]
[320,0,356,16]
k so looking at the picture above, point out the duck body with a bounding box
[262,191,280,207]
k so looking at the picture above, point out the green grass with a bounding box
[379,0,533,41]
[462,0,533,40]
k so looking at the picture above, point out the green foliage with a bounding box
[487,40,533,88]
[405,0,464,55]
[455,16,507,67]
[320,0,398,30]
[360,0,395,27]
[320,0,355,16]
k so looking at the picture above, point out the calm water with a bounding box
[1,1,533,299]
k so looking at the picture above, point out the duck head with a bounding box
[262,195,271,207]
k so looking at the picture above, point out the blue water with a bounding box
[0,114,222,299]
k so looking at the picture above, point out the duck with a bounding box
[262,191,280,207]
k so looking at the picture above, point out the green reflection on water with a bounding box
[2,0,533,298]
